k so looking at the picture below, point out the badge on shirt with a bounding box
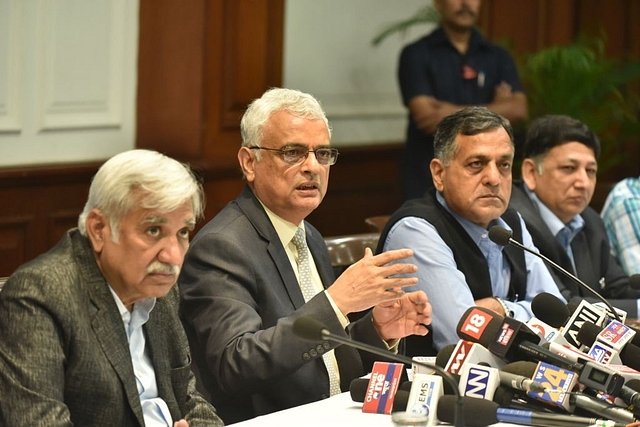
[462,64,478,80]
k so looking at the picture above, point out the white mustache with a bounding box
[147,261,180,276]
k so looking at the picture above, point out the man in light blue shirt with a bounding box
[602,177,640,276]
[378,107,565,353]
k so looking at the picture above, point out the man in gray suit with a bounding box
[179,87,432,423]
[0,150,223,427]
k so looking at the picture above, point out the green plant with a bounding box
[517,36,640,172]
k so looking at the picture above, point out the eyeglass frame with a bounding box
[248,145,340,166]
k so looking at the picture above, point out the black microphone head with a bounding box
[531,292,570,328]
[629,274,640,290]
[435,344,457,368]
[493,385,517,407]
[399,381,412,392]
[567,301,579,315]
[488,225,512,246]
[349,378,369,403]
[292,316,326,341]
[438,395,499,427]
[626,379,640,392]
[575,321,601,347]
[502,360,537,377]
[392,390,410,413]
[456,306,504,347]
[622,341,640,371]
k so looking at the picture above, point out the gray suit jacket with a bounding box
[0,229,222,427]
[509,182,640,317]
[179,186,388,424]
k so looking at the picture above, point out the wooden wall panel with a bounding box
[201,0,284,164]
[577,0,633,55]
[0,217,34,276]
[0,164,98,276]
[307,145,404,236]
[136,0,206,159]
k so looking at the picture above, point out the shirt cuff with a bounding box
[324,290,350,329]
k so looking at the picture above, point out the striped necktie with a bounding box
[292,227,342,396]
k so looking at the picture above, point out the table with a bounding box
[231,392,524,426]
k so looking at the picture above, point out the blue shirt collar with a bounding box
[108,286,156,333]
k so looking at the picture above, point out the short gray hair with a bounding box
[78,149,204,240]
[434,106,514,165]
[240,87,331,160]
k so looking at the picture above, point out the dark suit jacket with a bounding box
[509,182,640,317]
[0,229,222,427]
[179,186,388,424]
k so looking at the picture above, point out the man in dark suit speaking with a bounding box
[509,115,640,316]
[179,87,432,423]
[0,150,222,426]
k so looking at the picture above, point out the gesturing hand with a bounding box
[371,291,432,341]
[327,248,419,315]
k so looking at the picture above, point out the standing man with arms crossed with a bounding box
[398,0,527,200]
[179,88,432,424]
[378,107,564,355]
[0,150,223,427]
[509,115,640,317]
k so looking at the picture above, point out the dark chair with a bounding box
[324,232,380,276]
[364,215,390,233]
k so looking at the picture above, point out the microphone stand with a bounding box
[318,328,465,427]
[488,225,622,323]
[505,236,622,323]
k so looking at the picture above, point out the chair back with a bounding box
[364,215,390,233]
[324,232,380,269]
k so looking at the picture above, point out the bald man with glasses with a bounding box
[178,88,432,424]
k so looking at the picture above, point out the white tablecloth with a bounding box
[230,392,524,426]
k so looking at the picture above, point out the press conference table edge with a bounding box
[229,392,525,426]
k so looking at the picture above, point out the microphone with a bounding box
[531,292,570,329]
[437,395,628,427]
[443,340,505,374]
[629,274,640,290]
[458,363,501,400]
[624,380,640,414]
[292,316,464,427]
[404,373,445,418]
[569,392,637,424]
[434,343,456,368]
[488,225,622,323]
[349,375,406,414]
[498,361,547,394]
[576,321,640,371]
[361,361,404,414]
[456,306,625,396]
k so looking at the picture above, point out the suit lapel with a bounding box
[511,183,574,271]
[236,186,307,308]
[146,301,181,421]
[72,232,145,426]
